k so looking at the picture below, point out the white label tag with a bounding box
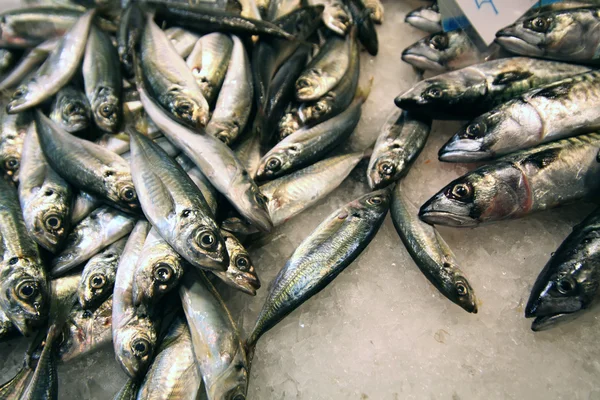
[452,0,538,44]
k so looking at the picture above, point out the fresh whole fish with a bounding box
[0,177,48,336]
[6,10,95,113]
[395,57,592,120]
[165,27,200,58]
[526,207,600,331]
[114,379,140,400]
[440,70,600,162]
[180,269,249,400]
[186,167,219,216]
[213,230,261,295]
[117,2,145,76]
[391,184,477,313]
[128,129,228,271]
[420,133,600,227]
[112,221,157,379]
[307,0,352,36]
[140,15,210,128]
[206,35,253,145]
[496,7,600,63]
[367,110,432,190]
[132,228,186,307]
[234,128,262,179]
[137,80,273,233]
[78,238,126,310]
[51,205,136,277]
[35,111,141,214]
[402,30,481,72]
[405,4,440,33]
[0,108,30,181]
[247,189,390,348]
[18,123,73,253]
[70,191,102,226]
[187,33,233,107]
[0,38,58,92]
[49,86,91,134]
[346,0,378,55]
[257,89,367,180]
[83,25,122,133]
[295,35,350,102]
[362,0,383,24]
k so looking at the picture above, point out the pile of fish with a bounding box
[395,1,600,331]
[0,0,392,398]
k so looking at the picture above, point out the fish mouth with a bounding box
[235,276,261,296]
[401,49,443,72]
[419,209,476,226]
[495,32,543,57]
[531,313,580,332]
[438,138,492,162]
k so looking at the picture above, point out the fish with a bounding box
[187,33,233,106]
[362,0,384,24]
[137,79,273,233]
[128,129,228,271]
[186,167,220,217]
[0,38,58,92]
[395,57,592,120]
[295,35,350,102]
[165,27,200,58]
[18,123,73,253]
[112,221,157,379]
[247,189,390,348]
[0,107,30,181]
[180,269,249,400]
[496,6,600,63]
[140,15,210,128]
[70,191,102,226]
[206,35,253,145]
[257,88,367,180]
[346,0,378,55]
[307,0,352,36]
[0,176,48,336]
[525,207,600,331]
[402,30,481,72]
[117,2,145,76]
[234,128,262,179]
[35,110,140,214]
[0,306,16,341]
[405,4,440,33]
[152,1,296,40]
[49,86,92,134]
[6,10,95,113]
[213,230,261,295]
[390,184,477,313]
[0,365,32,399]
[137,316,202,400]
[420,133,600,227]
[132,228,186,307]
[51,205,136,277]
[113,379,140,400]
[83,25,122,133]
[78,238,126,310]
[367,109,432,189]
[440,70,600,162]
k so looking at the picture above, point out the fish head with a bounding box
[7,81,45,114]
[108,175,140,213]
[92,88,120,133]
[0,259,48,336]
[450,271,478,313]
[256,144,300,180]
[405,6,440,31]
[298,97,332,125]
[0,128,24,180]
[79,257,117,310]
[351,188,392,217]
[208,346,249,400]
[402,32,452,72]
[278,112,301,140]
[525,232,600,331]
[114,316,157,378]
[323,3,352,35]
[296,69,327,101]
[221,232,261,296]
[165,90,209,128]
[53,90,91,133]
[178,209,229,270]
[368,155,403,190]
[232,181,273,233]
[132,252,184,307]
[23,188,71,253]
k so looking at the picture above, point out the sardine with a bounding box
[6,10,95,113]
[234,128,262,179]
[0,105,30,182]
[49,86,92,133]
[35,110,140,214]
[307,0,352,36]
[180,269,249,400]
[405,4,440,33]
[83,25,122,133]
[391,184,477,313]
[70,191,102,226]
[362,0,384,24]
[395,57,592,120]
[18,123,73,253]
[440,70,600,161]
[346,0,378,55]
[51,206,136,276]
[165,27,200,58]
[367,110,432,189]
[117,2,145,76]
[78,238,126,310]
[114,379,140,400]
[0,38,58,92]
[420,133,600,227]
[213,230,260,295]
[247,189,390,347]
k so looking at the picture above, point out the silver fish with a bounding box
[362,0,383,24]
[165,27,200,58]
[307,0,352,35]
[0,108,29,181]
[405,4,440,33]
[213,230,261,295]
[49,86,92,133]
[70,191,102,226]
[0,38,58,92]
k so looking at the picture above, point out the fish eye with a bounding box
[314,102,326,113]
[153,262,174,283]
[99,103,115,118]
[8,257,18,265]
[90,273,106,289]
[525,17,551,33]
[12,87,26,99]
[175,101,194,119]
[235,255,250,271]
[265,157,281,172]
[4,157,19,171]
[196,230,217,250]
[556,277,576,294]
[367,195,383,205]
[378,161,395,176]
[131,338,150,357]
[16,281,38,300]
[429,34,448,50]
[254,192,268,207]
[464,122,486,139]
[456,282,468,296]
[424,87,443,100]
[44,214,62,230]
[449,182,473,201]
[182,209,192,218]
[119,186,137,202]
